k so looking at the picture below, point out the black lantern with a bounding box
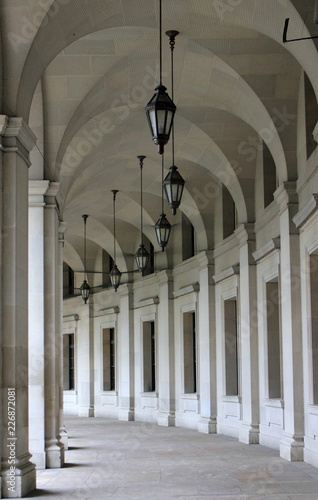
[155,212,171,251]
[163,165,185,215]
[109,264,121,292]
[145,85,176,155]
[80,280,90,304]
[109,190,122,292]
[135,244,150,273]
[134,156,150,274]
[80,214,90,304]
[155,154,172,251]
[163,29,185,215]
[145,0,176,155]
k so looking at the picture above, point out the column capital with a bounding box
[44,182,61,215]
[58,221,67,245]
[235,223,255,247]
[45,181,60,198]
[274,181,298,212]
[196,250,214,271]
[274,182,299,233]
[0,116,37,165]
[157,269,173,286]
[29,180,50,207]
[119,282,133,297]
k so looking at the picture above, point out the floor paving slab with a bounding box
[25,417,318,499]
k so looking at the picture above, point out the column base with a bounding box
[79,406,94,417]
[1,454,36,498]
[118,409,135,421]
[59,426,69,451]
[280,434,304,462]
[45,441,65,468]
[198,417,217,434]
[239,424,259,444]
[158,412,175,427]
[30,452,46,470]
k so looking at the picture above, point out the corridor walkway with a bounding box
[28,416,318,499]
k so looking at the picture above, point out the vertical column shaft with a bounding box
[44,183,64,467]
[118,284,134,421]
[28,180,50,469]
[198,251,217,434]
[236,225,260,444]
[1,116,37,497]
[275,183,304,461]
[157,270,175,426]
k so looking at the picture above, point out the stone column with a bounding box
[0,116,36,497]
[157,270,175,426]
[236,224,260,444]
[77,300,95,417]
[44,183,64,467]
[197,251,217,434]
[58,222,68,449]
[28,180,50,469]
[274,182,304,461]
[118,284,134,421]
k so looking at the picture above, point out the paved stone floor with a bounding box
[26,416,318,499]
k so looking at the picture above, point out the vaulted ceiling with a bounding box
[1,0,318,278]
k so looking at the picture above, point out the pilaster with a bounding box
[274,182,304,461]
[0,116,37,496]
[235,224,260,444]
[157,270,175,427]
[197,251,217,434]
[77,299,95,417]
[118,284,135,421]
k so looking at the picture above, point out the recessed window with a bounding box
[63,263,74,298]
[183,312,196,394]
[305,73,318,159]
[224,300,238,396]
[263,144,277,208]
[182,213,195,261]
[103,328,116,391]
[266,281,281,399]
[63,334,75,390]
[223,186,236,239]
[143,321,156,392]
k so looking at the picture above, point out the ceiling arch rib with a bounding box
[13,0,318,122]
[44,27,292,185]
[58,110,248,225]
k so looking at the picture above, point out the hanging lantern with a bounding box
[110,190,122,292]
[80,279,90,304]
[145,85,176,155]
[155,213,171,251]
[80,214,90,304]
[109,264,121,292]
[135,244,150,273]
[145,0,176,155]
[134,156,150,273]
[163,165,185,215]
